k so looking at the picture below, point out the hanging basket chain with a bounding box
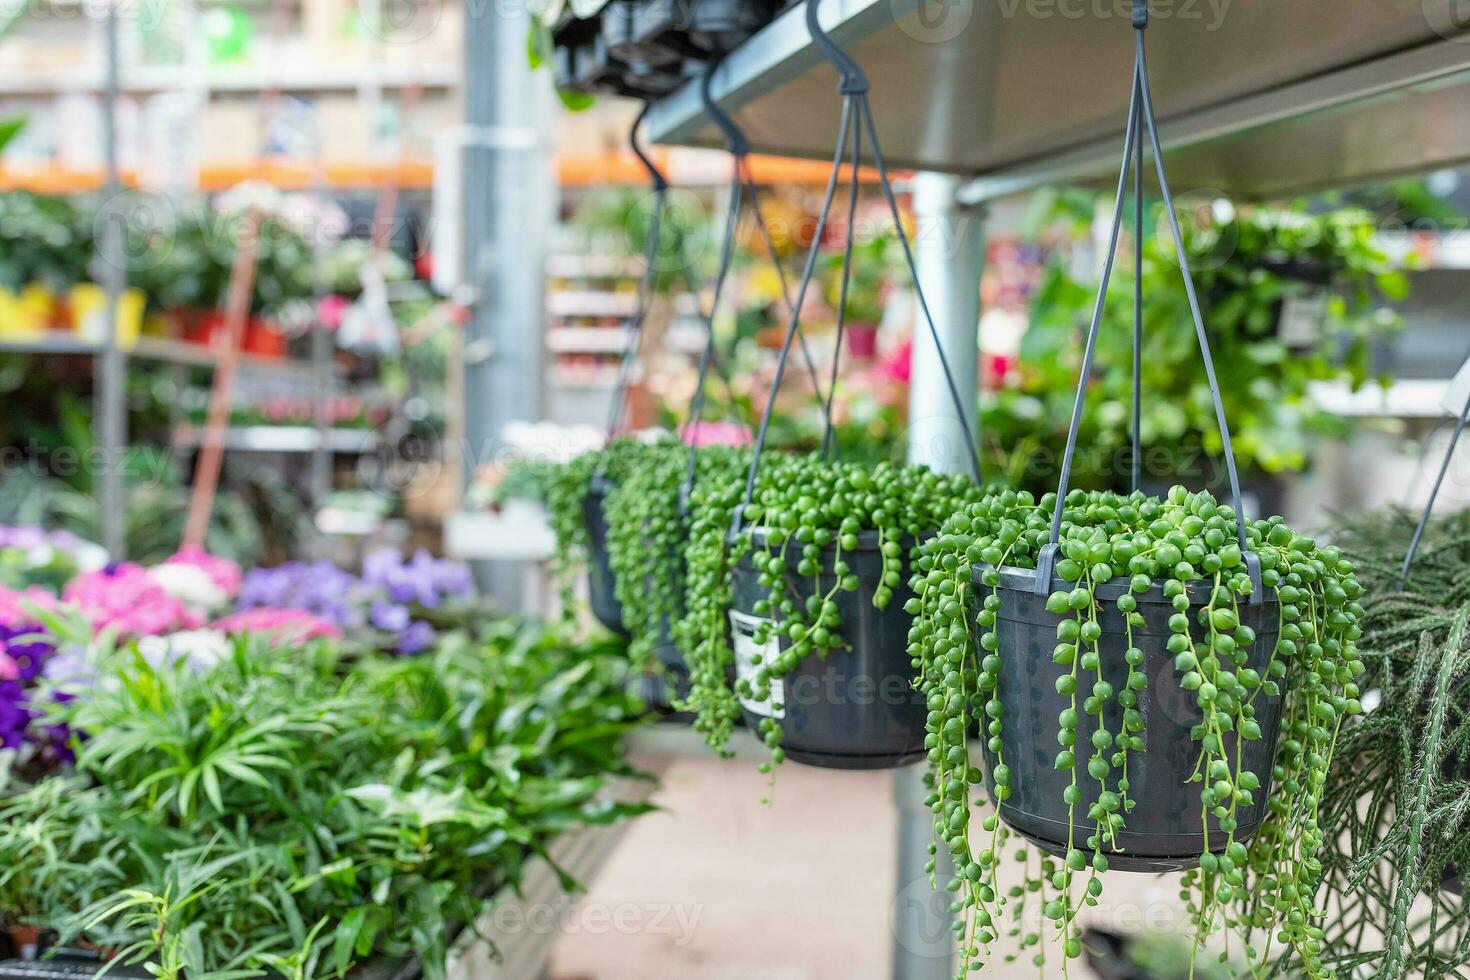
[732,0,984,531]
[1032,8,1264,603]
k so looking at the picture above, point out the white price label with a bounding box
[730,610,785,719]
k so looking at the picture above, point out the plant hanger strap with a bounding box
[680,152,751,498]
[700,59,831,410]
[1399,380,1470,586]
[605,102,670,442]
[1031,0,1263,603]
[731,0,983,533]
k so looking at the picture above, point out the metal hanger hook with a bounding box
[805,0,869,94]
[630,101,669,192]
[700,57,750,156]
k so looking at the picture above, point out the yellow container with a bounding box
[0,284,56,338]
[69,283,145,350]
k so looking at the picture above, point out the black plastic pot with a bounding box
[685,0,775,53]
[583,475,629,635]
[629,0,774,61]
[729,528,926,770]
[976,564,1283,872]
[605,0,680,66]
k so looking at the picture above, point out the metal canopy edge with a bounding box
[645,0,1470,201]
[960,35,1470,204]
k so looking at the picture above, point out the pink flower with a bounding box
[212,607,343,644]
[0,647,18,682]
[318,294,349,332]
[879,338,912,384]
[64,564,205,638]
[0,586,57,631]
[163,547,243,599]
[681,421,752,448]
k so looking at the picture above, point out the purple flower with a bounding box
[237,562,364,628]
[362,549,473,610]
[0,623,56,752]
[369,601,410,632]
[396,620,435,656]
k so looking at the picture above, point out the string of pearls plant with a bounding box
[909,486,1364,978]
[604,444,749,669]
[544,438,671,625]
[677,453,985,769]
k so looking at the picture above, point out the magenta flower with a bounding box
[680,421,752,448]
[64,564,205,638]
[0,586,57,631]
[213,607,343,644]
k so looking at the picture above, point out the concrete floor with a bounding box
[549,741,1197,980]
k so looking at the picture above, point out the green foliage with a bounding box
[127,204,313,318]
[675,453,987,768]
[910,485,1363,977]
[543,438,675,618]
[603,443,748,670]
[822,230,895,325]
[0,620,646,980]
[37,453,309,567]
[985,205,1403,491]
[1304,506,1470,978]
[0,191,90,292]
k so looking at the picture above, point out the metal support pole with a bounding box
[906,173,983,474]
[461,0,553,608]
[309,233,333,506]
[894,170,984,980]
[96,0,127,559]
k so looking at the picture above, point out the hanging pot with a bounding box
[629,0,775,61]
[593,474,698,701]
[605,0,681,67]
[582,474,629,635]
[728,527,926,770]
[685,0,777,53]
[975,563,1283,872]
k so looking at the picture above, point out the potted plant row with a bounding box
[0,613,651,980]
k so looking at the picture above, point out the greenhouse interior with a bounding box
[7,0,1470,977]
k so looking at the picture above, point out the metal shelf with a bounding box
[171,425,378,454]
[0,334,319,377]
[645,0,1470,202]
[0,64,459,97]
